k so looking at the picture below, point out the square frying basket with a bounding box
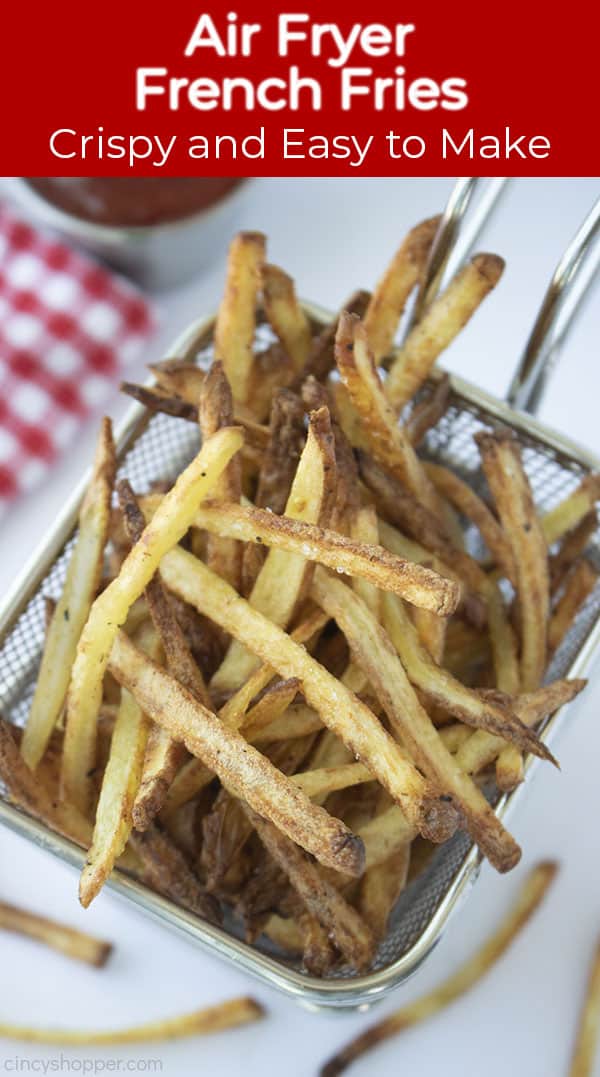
[1,300,600,1013]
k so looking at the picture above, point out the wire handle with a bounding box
[409,177,508,327]
[507,197,600,415]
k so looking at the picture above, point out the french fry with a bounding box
[262,263,313,372]
[241,388,306,593]
[292,763,374,800]
[299,912,338,975]
[386,254,505,412]
[150,357,206,402]
[250,703,323,744]
[214,231,265,403]
[198,361,243,592]
[262,914,303,954]
[425,461,516,583]
[159,547,458,843]
[405,373,451,446]
[358,843,411,941]
[0,997,264,1046]
[550,512,597,593]
[62,426,243,814]
[244,806,376,971]
[548,558,598,654]
[312,570,521,872]
[320,861,557,1076]
[477,431,549,691]
[382,591,554,763]
[335,312,442,515]
[454,679,586,776]
[108,630,365,876]
[0,900,112,967]
[542,474,600,546]
[213,407,336,694]
[568,937,600,1077]
[238,677,302,738]
[118,480,211,829]
[355,806,416,872]
[21,419,115,770]
[297,289,371,385]
[129,823,221,922]
[363,216,440,362]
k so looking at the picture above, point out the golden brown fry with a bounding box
[549,559,598,654]
[242,388,306,593]
[0,996,264,1046]
[568,936,600,1077]
[425,461,516,583]
[214,231,265,404]
[542,474,600,546]
[239,678,301,738]
[477,431,549,692]
[405,373,451,446]
[21,418,115,770]
[160,547,457,843]
[150,357,206,403]
[386,254,505,412]
[245,806,375,971]
[0,719,92,849]
[251,703,323,744]
[382,591,554,763]
[0,899,112,967]
[108,631,364,877]
[358,843,411,941]
[364,216,440,362]
[411,604,446,664]
[321,861,557,1075]
[455,678,586,776]
[262,263,313,372]
[299,912,338,976]
[129,823,220,922]
[312,570,521,872]
[335,313,441,515]
[292,763,374,800]
[160,611,328,818]
[214,407,336,694]
[62,426,243,815]
[262,914,304,954]
[550,512,597,593]
[198,360,243,592]
[297,290,371,385]
[118,480,210,829]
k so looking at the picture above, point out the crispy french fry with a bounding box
[455,679,586,776]
[568,936,600,1077]
[386,254,505,412]
[129,823,220,922]
[550,512,597,593]
[358,843,411,941]
[298,290,371,385]
[199,361,243,592]
[542,474,600,546]
[159,547,458,843]
[108,631,364,877]
[477,432,549,691]
[405,373,451,446]
[320,861,557,1076]
[214,407,336,694]
[21,419,115,770]
[262,263,313,372]
[0,900,112,967]
[335,313,441,515]
[548,558,598,654]
[118,480,211,829]
[214,231,265,403]
[382,591,554,763]
[292,763,374,800]
[312,570,521,872]
[238,678,301,738]
[364,216,440,362]
[299,912,338,975]
[0,997,264,1046]
[425,461,516,583]
[62,426,243,814]
[244,806,375,971]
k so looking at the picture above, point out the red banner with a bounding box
[1,0,597,175]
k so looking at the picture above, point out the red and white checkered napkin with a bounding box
[0,202,157,515]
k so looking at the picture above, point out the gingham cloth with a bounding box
[0,203,157,516]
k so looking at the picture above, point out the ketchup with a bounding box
[26,178,244,228]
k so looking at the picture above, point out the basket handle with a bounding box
[507,196,600,415]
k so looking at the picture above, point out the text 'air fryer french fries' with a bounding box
[7,220,598,979]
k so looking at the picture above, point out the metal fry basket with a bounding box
[1,180,599,1011]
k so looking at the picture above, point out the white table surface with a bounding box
[0,176,599,1077]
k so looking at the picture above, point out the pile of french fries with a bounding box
[3,220,598,979]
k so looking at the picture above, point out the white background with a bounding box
[0,177,599,1076]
